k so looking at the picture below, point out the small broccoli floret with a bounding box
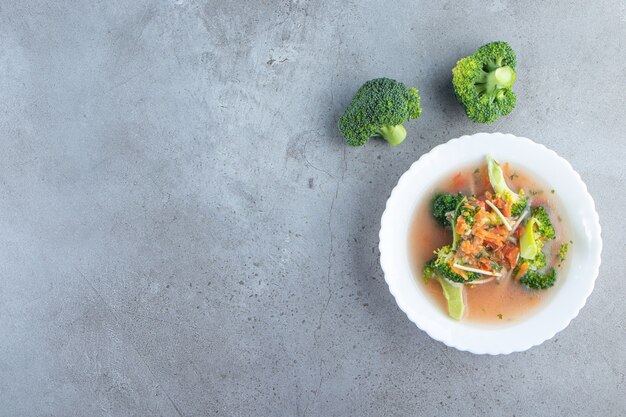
[528,251,547,270]
[519,206,556,260]
[520,268,557,290]
[431,193,464,227]
[558,243,569,263]
[515,250,555,290]
[511,199,528,217]
[486,155,528,214]
[338,78,422,147]
[423,258,437,282]
[530,206,556,240]
[452,42,517,123]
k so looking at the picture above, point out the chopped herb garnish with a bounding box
[490,262,503,272]
[550,189,555,194]
[558,243,569,263]
[509,173,519,180]
[474,167,480,174]
[497,313,503,320]
[528,189,544,196]
[461,206,479,226]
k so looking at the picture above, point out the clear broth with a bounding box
[409,161,569,323]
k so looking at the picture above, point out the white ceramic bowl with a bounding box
[379,132,602,355]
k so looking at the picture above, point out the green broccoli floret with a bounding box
[338,78,422,147]
[450,197,467,250]
[436,262,480,283]
[431,193,464,227]
[520,206,556,260]
[527,251,547,270]
[514,251,546,275]
[511,199,528,217]
[520,268,557,290]
[452,42,517,123]
[558,242,569,263]
[531,206,556,240]
[430,246,480,283]
[514,250,556,290]
[423,258,437,282]
[486,155,528,215]
[430,193,467,248]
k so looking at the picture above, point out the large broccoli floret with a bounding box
[452,42,517,123]
[338,78,422,147]
[431,193,464,227]
[486,155,528,216]
[520,206,556,260]
[520,268,557,290]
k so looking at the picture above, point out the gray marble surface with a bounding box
[0,1,624,416]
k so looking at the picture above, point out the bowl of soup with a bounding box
[379,132,602,354]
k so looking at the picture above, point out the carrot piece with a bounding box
[455,216,470,235]
[451,173,466,190]
[492,196,512,217]
[514,262,529,281]
[460,240,472,255]
[503,244,520,268]
[451,264,469,280]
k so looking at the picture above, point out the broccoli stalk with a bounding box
[519,206,556,260]
[486,155,528,216]
[452,41,517,123]
[520,218,540,259]
[339,78,422,147]
[374,124,407,146]
[450,197,466,250]
[423,258,466,320]
[475,62,516,101]
[437,277,465,320]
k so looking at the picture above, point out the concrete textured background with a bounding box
[0,0,624,416]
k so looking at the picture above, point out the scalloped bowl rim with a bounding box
[378,132,602,355]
